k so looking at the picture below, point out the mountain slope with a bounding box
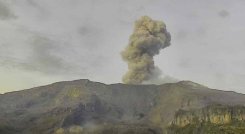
[168,105,245,134]
[0,79,244,134]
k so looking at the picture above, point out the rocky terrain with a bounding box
[168,105,245,134]
[0,79,245,134]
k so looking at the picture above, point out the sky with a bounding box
[0,0,245,93]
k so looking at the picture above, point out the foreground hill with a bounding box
[0,79,244,134]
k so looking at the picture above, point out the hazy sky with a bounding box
[0,0,245,93]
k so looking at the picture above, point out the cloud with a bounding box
[24,35,71,74]
[0,31,74,75]
[77,24,104,49]
[0,0,16,20]
[1,0,245,93]
[175,30,188,40]
[218,10,230,18]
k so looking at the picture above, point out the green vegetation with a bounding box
[67,88,82,98]
[168,120,245,134]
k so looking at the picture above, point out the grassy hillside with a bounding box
[0,79,244,134]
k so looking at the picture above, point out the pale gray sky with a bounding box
[0,0,245,93]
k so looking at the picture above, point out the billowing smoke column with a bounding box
[121,16,171,84]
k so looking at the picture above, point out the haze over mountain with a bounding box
[0,79,244,134]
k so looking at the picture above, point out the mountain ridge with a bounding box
[2,79,243,95]
[2,79,244,95]
[0,79,245,134]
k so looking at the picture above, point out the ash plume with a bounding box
[121,16,171,84]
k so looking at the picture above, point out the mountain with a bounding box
[168,105,245,134]
[0,79,244,134]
